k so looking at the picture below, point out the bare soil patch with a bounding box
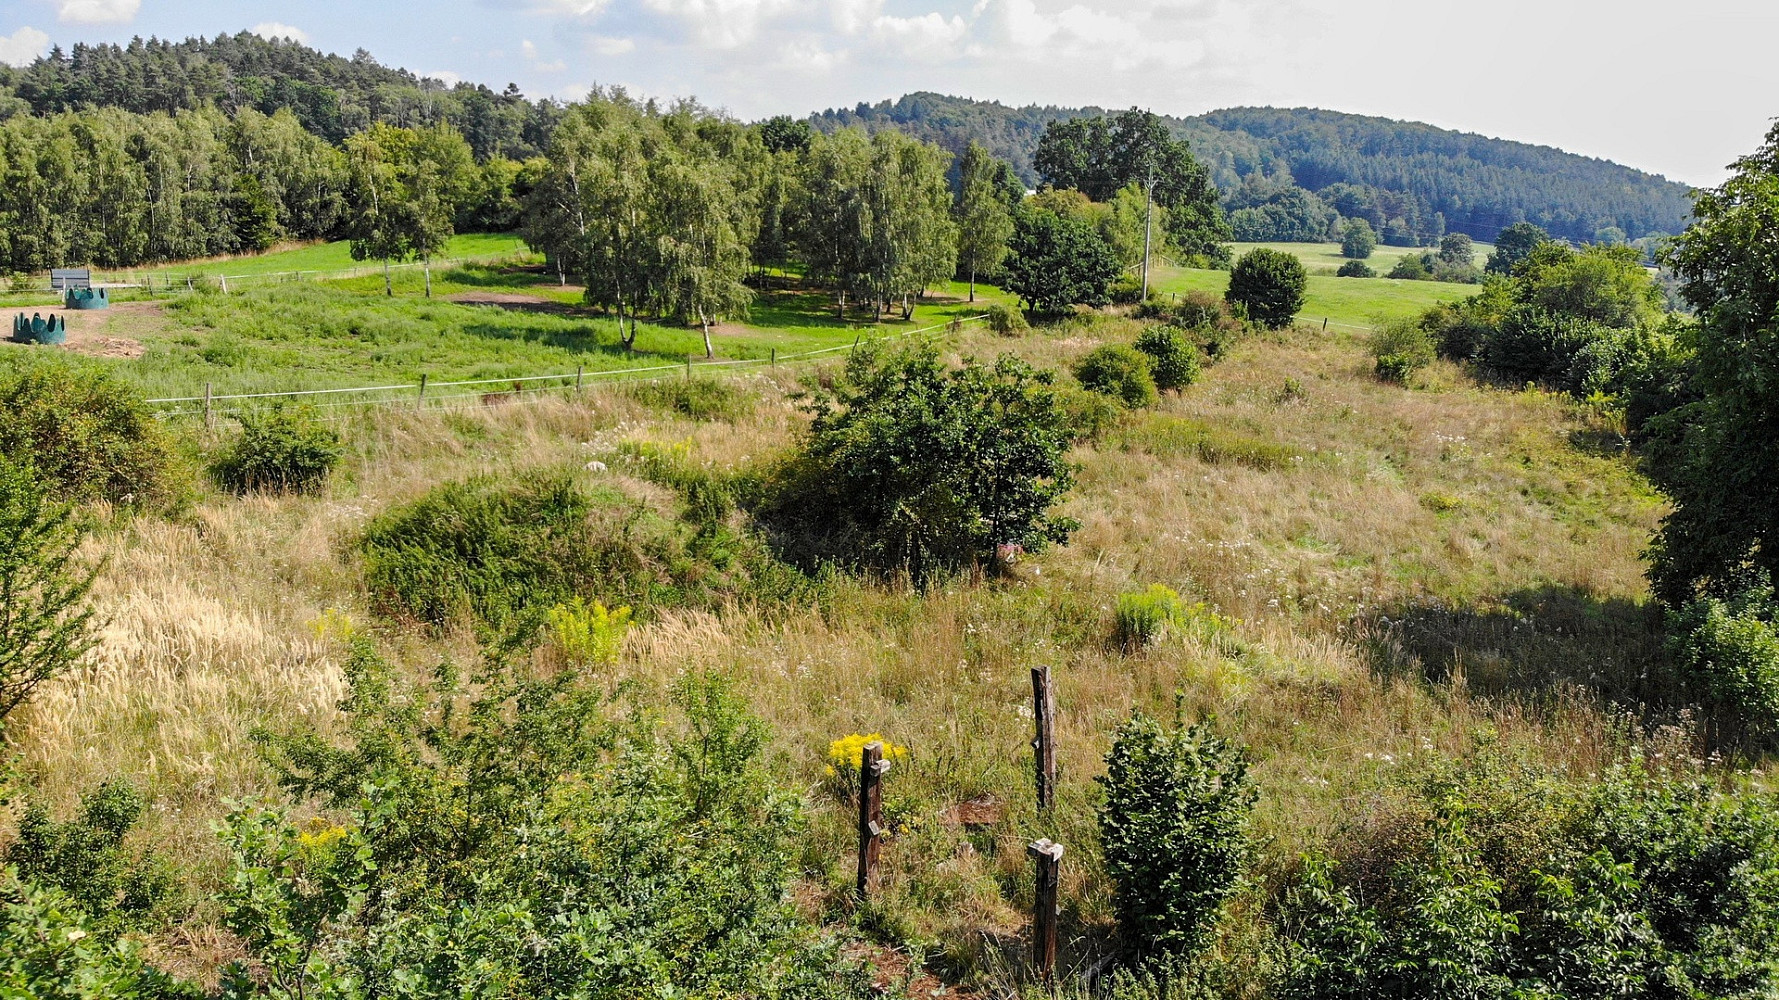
[3,300,154,358]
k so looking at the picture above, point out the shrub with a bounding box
[1099,713,1255,959]
[0,459,98,724]
[1116,584,1187,650]
[1075,344,1159,409]
[547,597,633,668]
[361,470,761,626]
[983,302,1029,336]
[1135,327,1202,392]
[1336,260,1375,278]
[239,642,875,1000]
[1388,254,1431,280]
[627,377,754,422]
[210,405,342,495]
[0,359,175,506]
[1369,317,1437,383]
[755,344,1077,582]
[1226,248,1307,330]
[1666,581,1779,747]
[6,780,172,925]
[0,868,197,999]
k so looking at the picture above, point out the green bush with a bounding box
[1004,207,1123,313]
[1666,581,1779,747]
[0,868,197,999]
[361,469,781,626]
[0,459,98,724]
[1075,344,1159,409]
[237,641,875,1000]
[1336,260,1375,278]
[1115,584,1187,650]
[1340,219,1377,260]
[1226,248,1307,330]
[6,780,172,926]
[1099,713,1255,959]
[627,376,754,422]
[1135,327,1202,392]
[1369,318,1437,384]
[210,405,342,495]
[983,302,1029,336]
[0,359,176,506]
[755,344,1077,583]
[1388,254,1432,280]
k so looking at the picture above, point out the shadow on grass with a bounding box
[1365,584,1678,708]
[461,322,691,364]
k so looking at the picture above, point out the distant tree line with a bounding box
[809,93,1694,246]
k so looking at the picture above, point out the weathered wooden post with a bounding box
[770,347,777,367]
[1028,838,1064,986]
[203,382,213,428]
[1031,665,1056,811]
[575,365,584,394]
[417,373,428,409]
[856,740,890,901]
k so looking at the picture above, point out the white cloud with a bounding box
[0,26,50,67]
[590,35,636,55]
[56,0,140,25]
[869,12,969,61]
[522,39,566,71]
[427,70,465,87]
[640,0,802,48]
[531,0,612,15]
[250,22,310,44]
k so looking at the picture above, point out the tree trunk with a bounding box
[424,263,432,298]
[969,263,976,303]
[383,259,391,297]
[699,308,713,359]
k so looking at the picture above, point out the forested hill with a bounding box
[0,32,560,159]
[810,94,1696,244]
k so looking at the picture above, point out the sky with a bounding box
[0,0,1772,187]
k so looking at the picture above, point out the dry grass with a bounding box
[2,314,1677,986]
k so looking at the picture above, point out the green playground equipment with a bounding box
[64,286,109,310]
[11,312,67,345]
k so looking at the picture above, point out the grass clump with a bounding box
[627,377,755,422]
[0,358,176,506]
[1075,344,1159,409]
[210,405,342,495]
[547,598,633,668]
[1117,415,1304,471]
[1116,584,1188,651]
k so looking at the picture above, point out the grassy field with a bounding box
[1154,261,1473,330]
[105,233,530,281]
[1230,239,1496,274]
[2,290,1679,989]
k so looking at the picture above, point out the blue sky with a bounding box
[0,0,1772,187]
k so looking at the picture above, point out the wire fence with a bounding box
[149,313,990,421]
[89,252,536,295]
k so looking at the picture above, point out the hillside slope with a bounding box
[811,93,1695,244]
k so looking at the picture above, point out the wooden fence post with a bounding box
[1028,839,1064,986]
[856,740,889,902]
[416,373,428,409]
[770,347,776,367]
[575,365,584,394]
[1031,665,1056,811]
[203,382,213,428]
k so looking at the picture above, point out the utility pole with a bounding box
[1141,160,1156,302]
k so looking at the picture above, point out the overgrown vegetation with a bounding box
[0,359,176,507]
[210,406,343,495]
[0,459,98,724]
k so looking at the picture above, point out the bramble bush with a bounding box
[1098,712,1255,960]
[0,358,176,506]
[210,405,342,495]
[1135,326,1201,392]
[1076,344,1159,409]
[1368,317,1437,383]
[755,344,1077,582]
